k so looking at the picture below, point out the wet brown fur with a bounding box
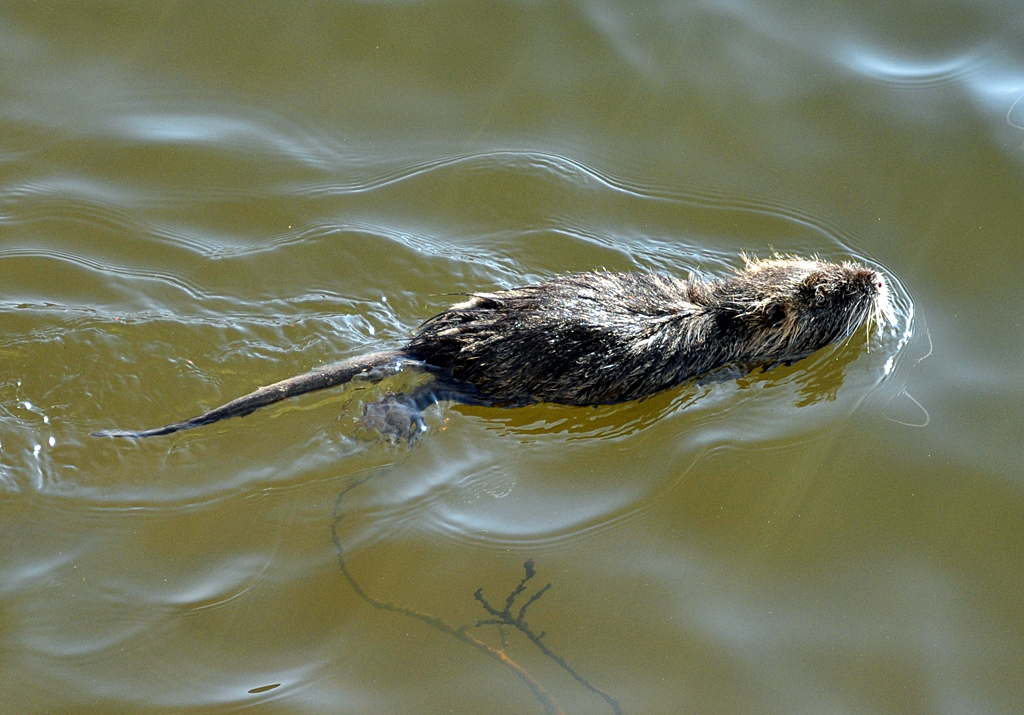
[95,256,890,438]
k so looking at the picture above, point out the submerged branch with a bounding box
[331,472,562,715]
[474,561,624,715]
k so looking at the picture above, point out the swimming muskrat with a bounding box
[94,256,891,438]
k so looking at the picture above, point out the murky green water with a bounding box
[2,2,1023,714]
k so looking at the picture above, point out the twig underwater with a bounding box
[330,467,622,715]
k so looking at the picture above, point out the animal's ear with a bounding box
[764,301,786,327]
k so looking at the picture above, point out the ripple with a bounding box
[840,44,992,89]
[279,147,882,267]
[102,102,363,169]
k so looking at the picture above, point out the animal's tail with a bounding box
[94,350,409,438]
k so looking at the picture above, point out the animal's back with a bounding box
[406,259,887,407]
[406,272,718,405]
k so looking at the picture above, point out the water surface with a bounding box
[2,2,1023,714]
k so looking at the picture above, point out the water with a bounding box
[2,2,1022,714]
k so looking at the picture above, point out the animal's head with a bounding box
[731,256,891,359]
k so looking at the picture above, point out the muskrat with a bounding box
[94,256,891,438]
